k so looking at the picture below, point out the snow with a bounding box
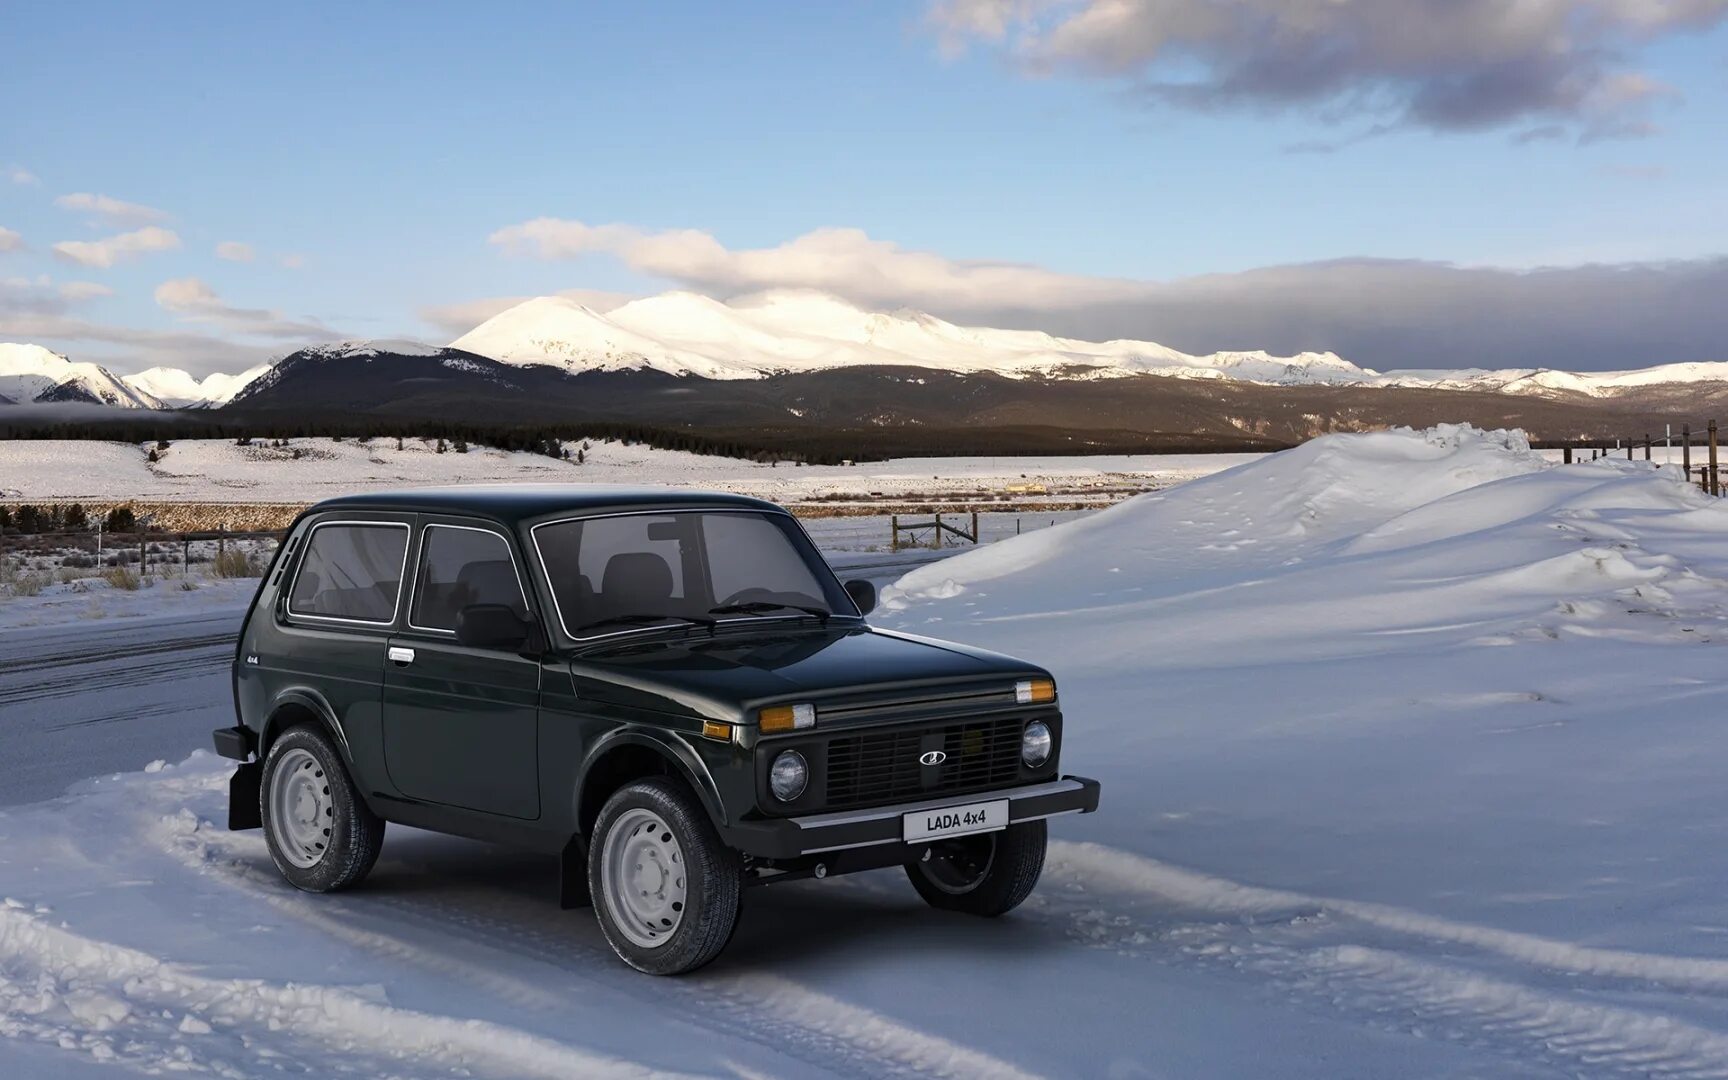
[299,339,444,359]
[121,364,271,408]
[6,424,1728,1076]
[450,289,1363,383]
[0,436,1253,504]
[0,344,161,409]
[448,288,1728,395]
[874,424,1728,1072]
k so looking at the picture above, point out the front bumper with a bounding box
[721,775,1101,860]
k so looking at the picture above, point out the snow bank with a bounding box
[882,425,1724,668]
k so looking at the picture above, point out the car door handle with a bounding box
[387,646,416,665]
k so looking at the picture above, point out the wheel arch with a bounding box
[575,730,726,842]
[260,689,354,767]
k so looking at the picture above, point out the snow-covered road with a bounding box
[4,426,1728,1078]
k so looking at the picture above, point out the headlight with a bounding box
[770,750,809,801]
[1022,721,1053,767]
[1015,677,1056,705]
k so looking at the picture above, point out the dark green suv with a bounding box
[213,486,1100,974]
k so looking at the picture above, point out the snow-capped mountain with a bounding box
[122,364,273,408]
[227,339,518,409]
[0,343,165,409]
[450,289,1365,384]
[450,289,1728,397]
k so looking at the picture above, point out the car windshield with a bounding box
[533,510,855,639]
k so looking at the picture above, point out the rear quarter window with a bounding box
[287,522,410,624]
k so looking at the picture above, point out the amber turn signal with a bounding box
[1015,677,1056,705]
[701,721,732,741]
[759,703,816,733]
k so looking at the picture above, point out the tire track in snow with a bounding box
[0,901,701,1080]
[1041,841,1728,1078]
[156,803,1042,1080]
[1049,841,1728,994]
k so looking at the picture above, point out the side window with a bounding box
[410,526,527,631]
[287,523,409,624]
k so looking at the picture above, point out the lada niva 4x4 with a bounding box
[213,486,1101,973]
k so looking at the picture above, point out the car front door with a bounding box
[382,519,542,820]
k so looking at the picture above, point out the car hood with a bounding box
[567,625,1041,723]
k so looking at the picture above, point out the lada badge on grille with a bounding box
[919,750,948,766]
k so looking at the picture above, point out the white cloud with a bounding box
[215,241,256,262]
[54,192,171,226]
[153,275,333,339]
[58,281,114,301]
[7,165,37,186]
[52,226,182,268]
[488,219,1147,310]
[422,287,636,337]
[927,0,1727,141]
[0,226,23,253]
[0,309,285,378]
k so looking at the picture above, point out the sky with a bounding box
[2,0,1726,377]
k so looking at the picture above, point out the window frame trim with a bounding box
[283,518,414,628]
[528,507,862,644]
[404,521,534,637]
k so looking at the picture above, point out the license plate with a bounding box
[903,799,1009,842]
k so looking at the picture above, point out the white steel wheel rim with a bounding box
[269,747,334,869]
[602,808,688,949]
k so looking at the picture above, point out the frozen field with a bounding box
[0,437,1256,506]
[4,426,1728,1077]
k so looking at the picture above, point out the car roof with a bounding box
[306,484,787,525]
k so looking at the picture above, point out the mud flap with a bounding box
[559,835,591,909]
[229,762,263,831]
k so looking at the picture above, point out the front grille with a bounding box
[824,716,1025,810]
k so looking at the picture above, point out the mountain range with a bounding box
[5,290,1726,447]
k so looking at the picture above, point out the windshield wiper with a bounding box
[709,601,832,623]
[573,612,718,635]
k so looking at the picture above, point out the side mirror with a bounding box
[843,579,877,616]
[455,604,532,650]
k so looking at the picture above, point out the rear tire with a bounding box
[907,820,1046,916]
[589,777,742,975]
[260,725,385,893]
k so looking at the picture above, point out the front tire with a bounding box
[907,820,1046,916]
[589,778,742,975]
[259,725,385,893]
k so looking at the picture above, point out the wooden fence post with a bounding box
[138,531,146,573]
[970,509,979,544]
[1684,424,1692,482]
[1644,435,1652,461]
[1627,440,1634,461]
[891,514,899,552]
[1563,447,1573,464]
[1710,421,1720,496]
[181,535,189,577]
[934,512,943,549]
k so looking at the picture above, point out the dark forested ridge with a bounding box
[4,340,1722,460]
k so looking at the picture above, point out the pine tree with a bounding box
[63,504,89,531]
[105,506,136,533]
